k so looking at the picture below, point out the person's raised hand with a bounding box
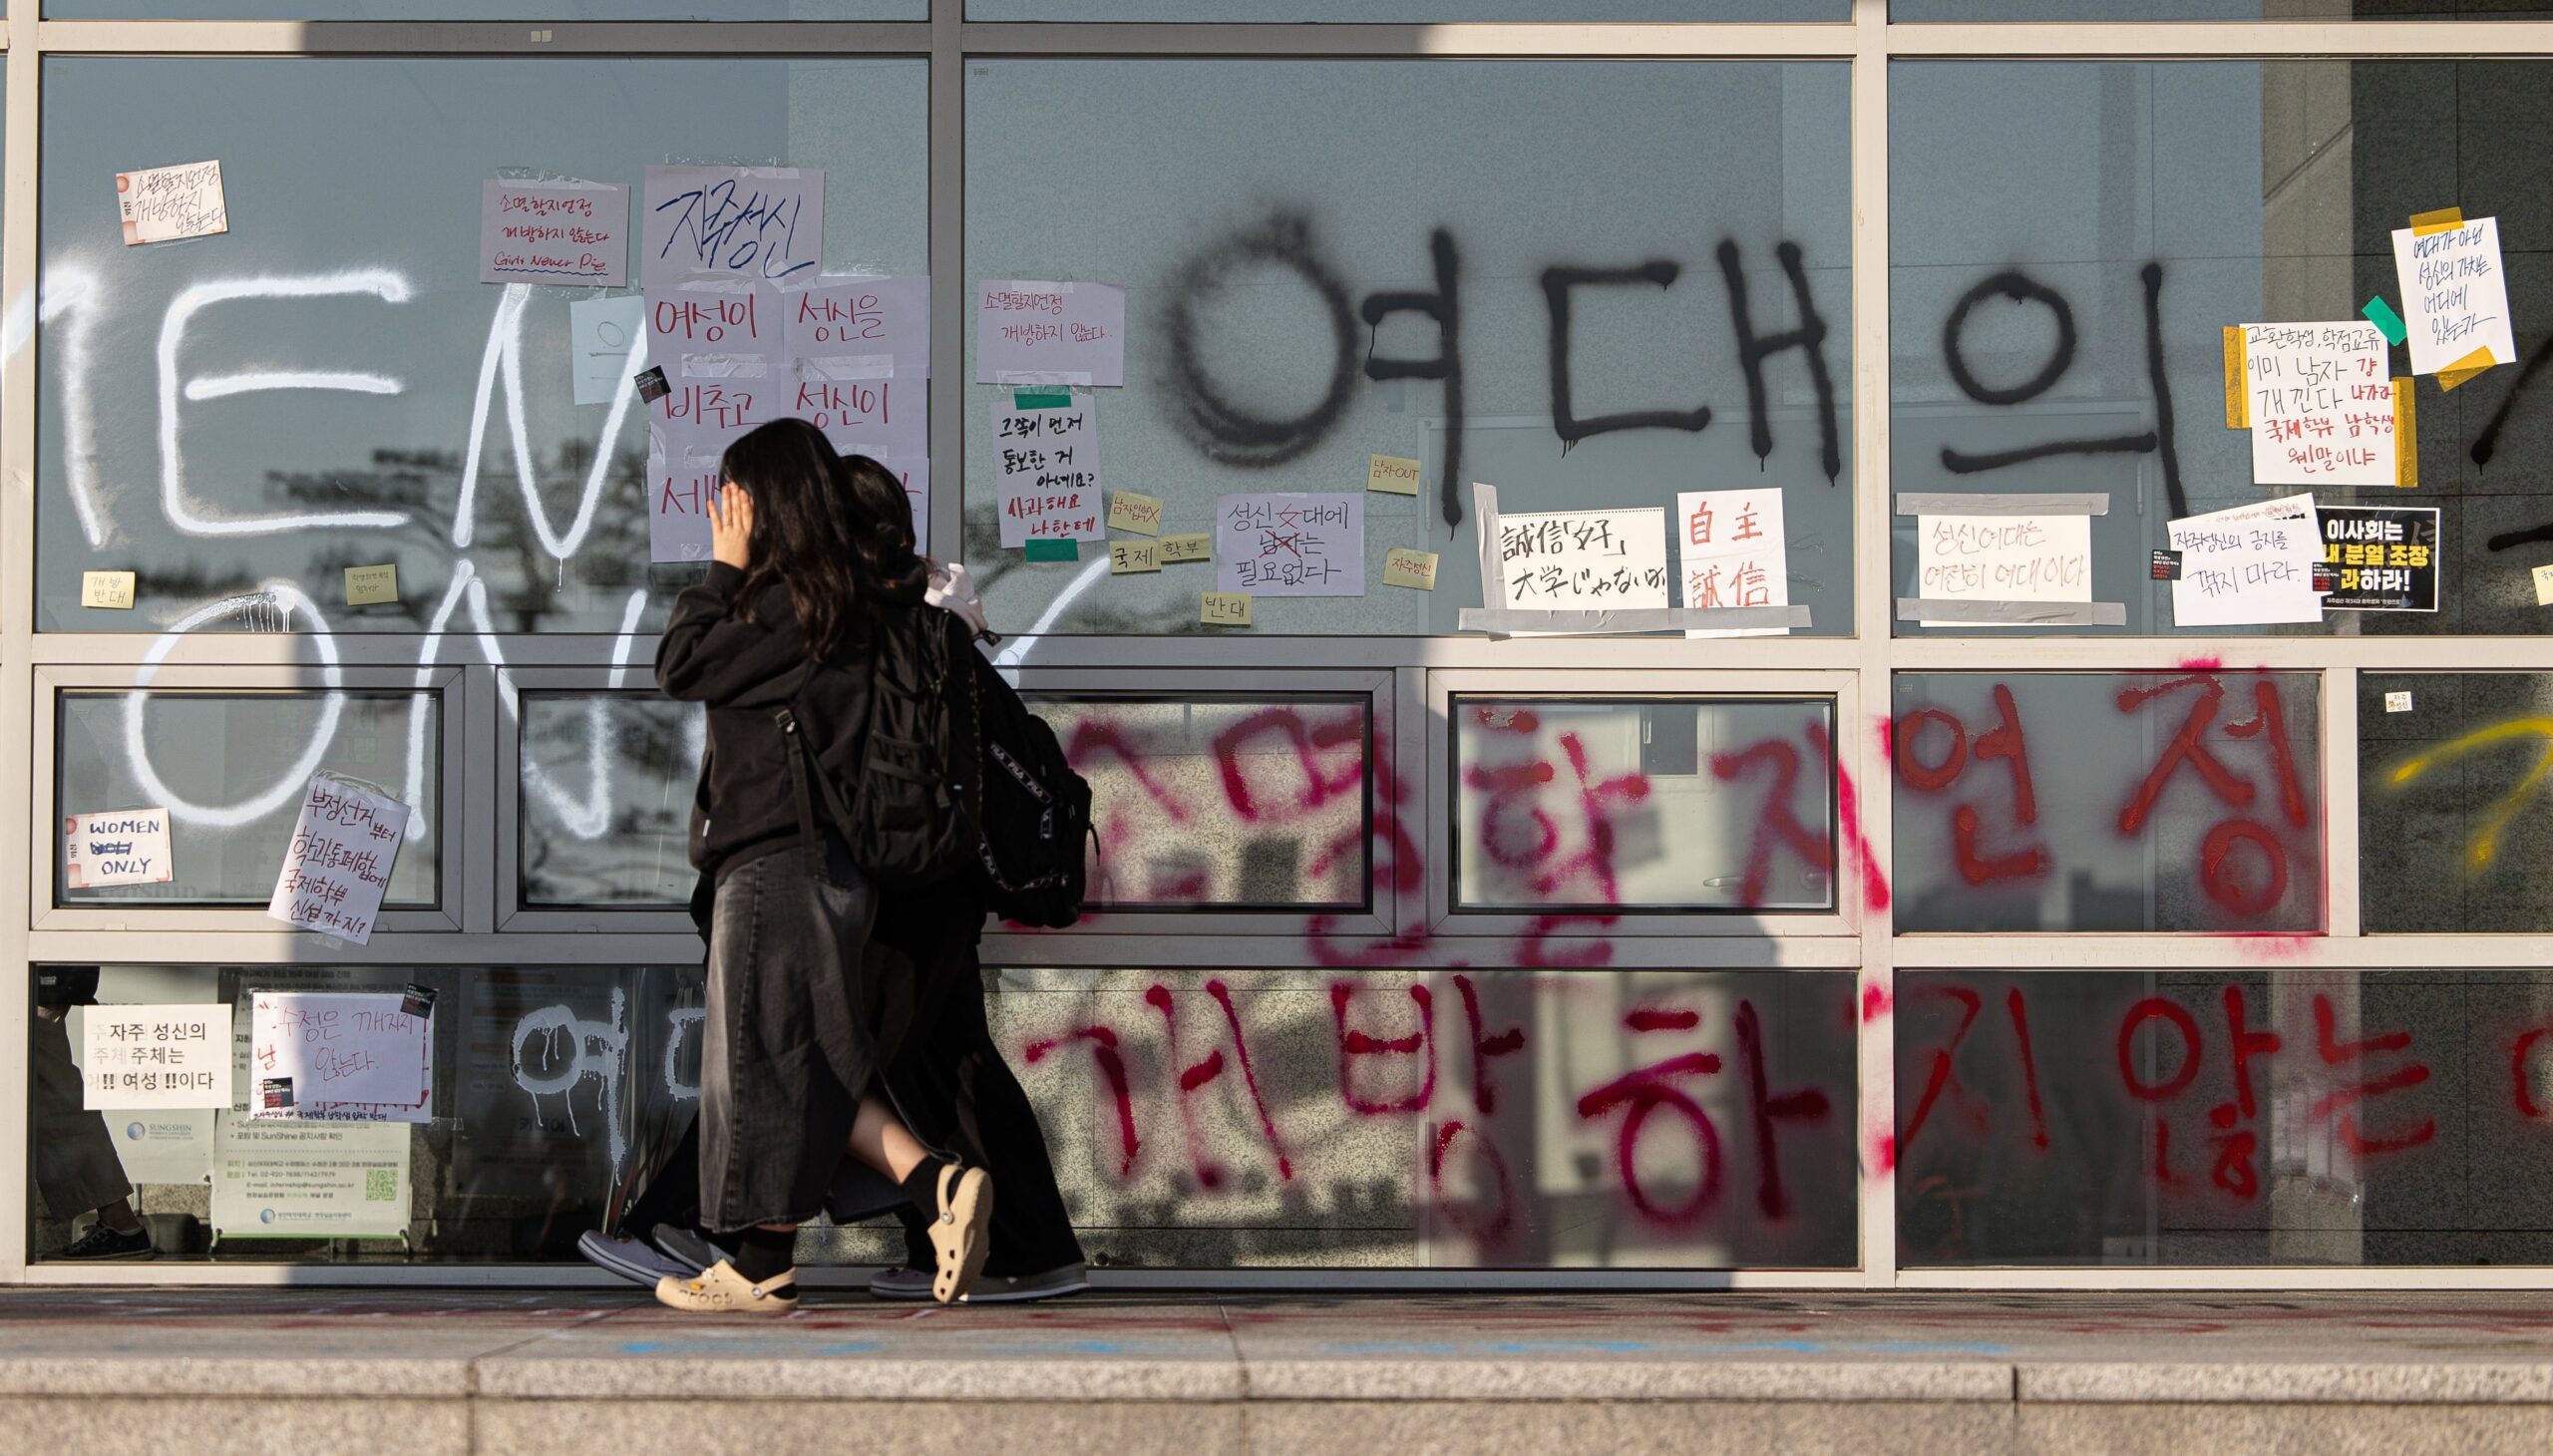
[711,483,754,569]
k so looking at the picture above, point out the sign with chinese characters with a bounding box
[991,398,1102,546]
[63,807,172,890]
[2391,213,2516,377]
[784,274,930,376]
[265,777,410,945]
[975,279,1127,387]
[478,180,627,286]
[81,1005,229,1110]
[116,160,226,245]
[2319,505,2439,613]
[640,166,824,287]
[2242,322,2396,486]
[2167,493,2323,628]
[248,991,431,1123]
[1915,514,2091,624]
[1495,508,1670,610]
[210,1117,411,1240]
[1216,493,1366,596]
[1676,488,1789,638]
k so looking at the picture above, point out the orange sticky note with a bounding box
[2409,205,2465,237]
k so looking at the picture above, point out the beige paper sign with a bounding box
[1200,590,1253,626]
[1383,546,1438,590]
[81,571,136,609]
[1109,540,1161,574]
[2534,562,2553,607]
[1108,491,1165,537]
[1367,454,1422,496]
[1159,533,1213,564]
[344,564,399,605]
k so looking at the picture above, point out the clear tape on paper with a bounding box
[1894,492,2109,517]
[796,353,897,382]
[1896,598,2127,626]
[1461,604,1811,638]
[994,370,1095,387]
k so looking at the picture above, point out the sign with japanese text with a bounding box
[2319,505,2439,612]
[264,777,410,945]
[1216,493,1366,597]
[1493,507,1670,610]
[82,1004,229,1110]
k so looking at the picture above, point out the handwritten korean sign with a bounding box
[2391,215,2516,377]
[646,279,780,366]
[82,1005,228,1110]
[975,279,1127,387]
[248,991,430,1122]
[1915,515,2091,624]
[2242,322,2395,486]
[116,161,226,245]
[1217,493,1366,596]
[2166,493,2322,628]
[265,777,411,945]
[785,274,930,376]
[648,434,725,564]
[64,807,173,889]
[789,363,924,459]
[992,399,1102,546]
[1495,507,1669,609]
[1676,488,1788,638]
[641,165,824,288]
[479,180,627,286]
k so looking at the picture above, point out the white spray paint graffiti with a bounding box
[508,993,702,1176]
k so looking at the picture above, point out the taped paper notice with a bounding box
[2320,505,2439,613]
[1109,491,1165,537]
[211,1117,411,1239]
[1201,591,1252,627]
[646,278,781,368]
[1914,515,2090,626]
[266,777,410,945]
[1108,540,1160,574]
[479,180,627,286]
[117,161,226,245]
[1217,493,1365,596]
[568,295,647,406]
[2223,325,2249,429]
[784,274,930,376]
[83,1005,228,1110]
[2167,493,2322,627]
[1383,547,1438,590]
[1676,488,1788,639]
[2535,562,2553,607]
[2391,214,2515,377]
[640,165,823,287]
[344,564,398,606]
[2385,691,2414,713]
[248,991,430,1123]
[976,279,1126,387]
[648,433,724,563]
[81,571,135,609]
[1368,455,1422,496]
[1494,506,1670,611]
[1159,534,1212,564]
[2241,322,2395,487]
[991,398,1102,547]
[64,807,172,890]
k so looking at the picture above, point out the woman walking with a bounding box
[653,418,992,1312]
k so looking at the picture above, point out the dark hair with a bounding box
[718,419,917,662]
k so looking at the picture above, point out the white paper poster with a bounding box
[1216,493,1367,597]
[789,364,926,460]
[1494,507,1671,611]
[991,398,1102,546]
[110,1109,213,1187]
[2243,322,2396,486]
[211,1115,411,1241]
[2168,493,2324,628]
[249,991,431,1121]
[265,777,411,945]
[567,294,647,407]
[116,160,226,245]
[786,274,930,376]
[2391,215,2517,376]
[975,280,1127,387]
[81,1004,229,1110]
[640,166,825,288]
[478,180,627,286]
[648,431,725,564]
[1676,488,1789,638]
[645,278,781,367]
[63,807,173,890]
[1915,515,2092,625]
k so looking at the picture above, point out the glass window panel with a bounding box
[998,968,1856,1269]
[1033,695,1368,910]
[1892,60,2553,636]
[39,57,926,632]
[519,693,702,910]
[1896,969,2553,1267]
[57,691,439,909]
[2361,671,2553,933]
[966,60,1852,637]
[980,0,1839,17]
[55,1,913,14]
[1898,1,2549,18]
[1892,671,2323,932]
[32,964,701,1264]
[1453,697,1836,912]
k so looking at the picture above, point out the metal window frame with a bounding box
[1,0,2550,1289]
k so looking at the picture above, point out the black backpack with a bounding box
[970,652,1094,927]
[774,603,981,891]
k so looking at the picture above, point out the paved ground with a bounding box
[4,1287,2553,1453]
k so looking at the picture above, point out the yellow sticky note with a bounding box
[80,570,135,610]
[1159,533,1213,564]
[1383,547,1438,590]
[2536,563,2553,607]
[1108,491,1164,537]
[1108,540,1160,574]
[2392,379,2417,488]
[2437,344,2496,392]
[1367,454,1423,496]
[2410,205,2465,237]
[2222,325,2248,429]
[1201,591,1253,627]
[344,563,399,605]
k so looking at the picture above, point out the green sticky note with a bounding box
[2363,296,2408,347]
[1023,539,1080,562]
[1013,389,1073,410]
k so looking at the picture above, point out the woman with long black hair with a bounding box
[652,418,992,1312]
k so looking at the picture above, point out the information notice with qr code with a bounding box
[208,1116,411,1241]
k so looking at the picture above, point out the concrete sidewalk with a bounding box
[5,1288,2553,1454]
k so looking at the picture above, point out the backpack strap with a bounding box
[772,705,826,875]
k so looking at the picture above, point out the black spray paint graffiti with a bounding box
[1159,213,1840,530]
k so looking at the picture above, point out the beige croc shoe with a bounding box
[926,1165,995,1304]
[655,1259,799,1315]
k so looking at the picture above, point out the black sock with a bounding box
[732,1227,796,1284]
[899,1157,951,1219]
